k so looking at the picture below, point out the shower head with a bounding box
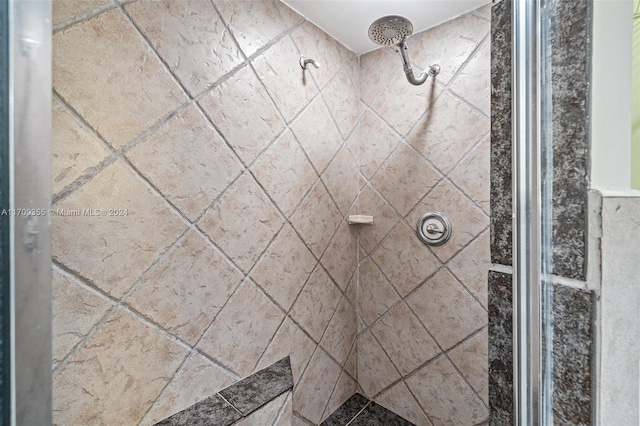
[368,15,413,46]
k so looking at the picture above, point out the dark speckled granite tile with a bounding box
[219,357,293,416]
[552,283,595,425]
[349,401,415,426]
[154,394,241,426]
[321,393,369,426]
[549,0,591,281]
[490,0,513,266]
[488,270,513,426]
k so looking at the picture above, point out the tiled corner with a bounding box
[321,146,360,216]
[126,104,244,222]
[376,382,433,426]
[234,391,291,426]
[357,331,401,397]
[53,8,187,149]
[359,46,399,107]
[291,21,344,90]
[322,66,360,138]
[53,308,189,425]
[320,220,358,291]
[449,39,491,117]
[294,349,343,425]
[448,136,490,215]
[348,401,415,426]
[353,111,402,179]
[52,160,187,299]
[448,329,489,405]
[125,0,243,97]
[356,258,401,326]
[155,394,241,426]
[447,231,491,308]
[127,231,244,345]
[322,371,358,422]
[320,296,357,366]
[355,185,401,254]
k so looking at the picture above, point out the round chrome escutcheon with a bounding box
[417,212,452,246]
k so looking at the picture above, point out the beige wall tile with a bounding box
[127,231,243,345]
[355,185,401,254]
[371,223,441,297]
[52,160,187,298]
[407,91,489,174]
[214,0,287,57]
[345,341,357,379]
[322,146,360,217]
[198,173,284,273]
[294,349,342,425]
[252,35,318,123]
[251,130,316,217]
[273,0,304,30]
[53,8,187,149]
[448,136,490,214]
[448,329,488,405]
[235,391,290,426]
[320,297,357,366]
[376,381,433,426]
[353,111,401,179]
[274,392,293,426]
[290,266,342,342]
[142,353,237,425]
[126,105,244,221]
[126,0,243,97]
[197,280,284,377]
[406,357,488,425]
[357,330,401,397]
[291,21,344,90]
[360,46,399,107]
[52,269,113,368]
[322,371,358,422]
[53,0,112,26]
[52,99,110,195]
[250,224,317,311]
[406,269,486,350]
[450,40,491,117]
[371,303,440,376]
[447,231,490,308]
[323,67,360,138]
[53,308,189,425]
[199,65,285,165]
[320,221,357,291]
[357,258,400,325]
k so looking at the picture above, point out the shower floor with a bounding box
[321,393,414,426]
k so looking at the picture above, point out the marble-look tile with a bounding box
[408,179,488,263]
[447,231,491,308]
[234,391,291,426]
[376,382,433,426]
[53,0,112,26]
[449,40,491,117]
[356,185,401,254]
[371,223,441,298]
[322,67,360,138]
[142,353,237,425]
[487,270,513,425]
[252,35,318,123]
[371,144,441,216]
[52,269,113,368]
[489,0,513,266]
[53,8,186,149]
[357,331,401,397]
[52,99,109,195]
[198,173,284,273]
[291,97,343,174]
[251,130,316,217]
[448,136,490,215]
[356,258,401,325]
[293,414,315,426]
[353,111,401,179]
[126,104,244,221]
[344,341,358,379]
[257,318,316,384]
[291,21,344,90]
[274,392,293,426]
[273,0,304,30]
[321,146,359,216]
[126,0,243,97]
[448,329,489,404]
[321,373,358,423]
[220,357,293,416]
[321,392,368,426]
[290,181,343,258]
[406,357,487,426]
[372,71,441,137]
[199,65,285,165]
[154,394,241,426]
[409,12,489,84]
[407,269,486,350]
[127,231,243,345]
[197,281,284,377]
[407,91,489,175]
[552,283,595,425]
[474,3,493,20]
[294,349,343,425]
[371,303,440,376]
[350,401,415,426]
[250,224,316,311]
[53,308,189,425]
[290,266,342,342]
[320,220,357,291]
[320,297,357,366]
[213,0,287,58]
[360,46,399,107]
[52,161,187,298]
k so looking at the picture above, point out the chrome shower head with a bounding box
[368,15,413,46]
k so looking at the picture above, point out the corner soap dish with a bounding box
[348,215,374,225]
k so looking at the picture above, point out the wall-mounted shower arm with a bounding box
[299,56,320,70]
[398,41,440,86]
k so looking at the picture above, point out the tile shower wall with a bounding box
[354,5,492,425]
[51,1,359,424]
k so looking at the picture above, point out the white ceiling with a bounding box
[281,0,490,54]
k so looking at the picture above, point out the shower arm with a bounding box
[397,41,440,86]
